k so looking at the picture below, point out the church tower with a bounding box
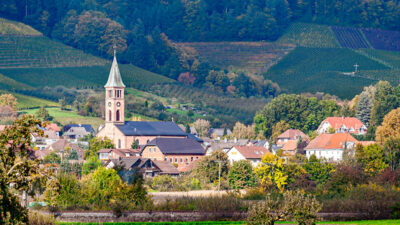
[104,49,125,125]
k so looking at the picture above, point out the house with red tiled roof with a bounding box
[317,117,367,135]
[98,148,141,161]
[276,129,309,146]
[227,146,269,167]
[304,133,357,161]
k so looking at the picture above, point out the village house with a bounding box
[317,116,367,135]
[45,139,85,160]
[304,133,357,161]
[141,137,205,171]
[31,130,60,150]
[63,124,94,140]
[276,129,309,146]
[98,148,141,161]
[205,138,250,155]
[209,128,232,140]
[96,51,188,149]
[105,157,180,181]
[227,145,269,167]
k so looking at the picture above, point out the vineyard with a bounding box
[264,47,389,98]
[146,83,269,124]
[0,36,107,68]
[0,18,41,36]
[177,42,295,74]
[0,64,174,89]
[278,23,340,48]
[362,28,400,51]
[331,26,371,49]
[358,49,400,69]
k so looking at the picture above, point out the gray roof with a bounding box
[104,53,125,88]
[110,157,142,170]
[116,121,187,136]
[146,137,205,155]
[210,128,232,137]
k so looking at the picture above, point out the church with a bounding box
[97,51,187,149]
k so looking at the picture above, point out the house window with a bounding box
[116,110,120,121]
[191,157,193,161]
[180,158,183,163]
[170,158,172,163]
[109,110,112,121]
[196,157,199,160]
[164,157,167,161]
[154,158,157,161]
[118,139,121,149]
[175,158,177,163]
[108,90,112,98]
[185,157,188,162]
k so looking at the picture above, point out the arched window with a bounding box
[116,110,120,121]
[118,139,121,149]
[108,110,112,121]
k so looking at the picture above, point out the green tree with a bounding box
[302,155,334,185]
[131,139,139,149]
[194,150,229,184]
[356,143,388,175]
[43,152,61,164]
[82,156,103,175]
[0,115,44,223]
[36,106,52,121]
[44,173,81,209]
[383,137,400,171]
[85,137,114,159]
[228,160,257,189]
[255,153,288,192]
[355,92,373,127]
[58,98,67,111]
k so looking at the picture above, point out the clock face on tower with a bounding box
[117,102,121,107]
[108,102,111,107]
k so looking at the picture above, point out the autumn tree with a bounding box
[232,122,256,139]
[193,119,210,137]
[376,108,400,144]
[302,155,335,185]
[0,115,44,223]
[85,137,114,159]
[36,106,52,121]
[271,121,290,142]
[0,93,17,111]
[255,153,287,192]
[228,160,257,189]
[356,143,388,176]
[194,150,229,184]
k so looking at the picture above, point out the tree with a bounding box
[0,94,17,111]
[232,122,256,139]
[85,137,114,159]
[376,108,400,144]
[194,150,229,184]
[58,98,67,111]
[355,92,373,127]
[131,139,139,149]
[0,115,44,223]
[36,106,52,121]
[302,155,335,185]
[185,123,191,134]
[82,156,103,175]
[356,143,388,175]
[271,121,290,143]
[228,160,257,189]
[370,81,399,130]
[43,152,61,164]
[255,152,287,192]
[193,119,210,137]
[44,173,81,209]
[383,137,400,171]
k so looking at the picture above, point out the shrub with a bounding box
[152,175,179,191]
[28,211,55,225]
[390,202,400,219]
[228,160,257,190]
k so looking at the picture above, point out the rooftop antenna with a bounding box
[354,63,359,73]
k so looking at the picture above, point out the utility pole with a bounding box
[354,63,359,73]
[215,160,223,193]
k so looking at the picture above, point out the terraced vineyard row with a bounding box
[331,26,370,49]
[362,28,400,51]
[0,36,107,68]
[177,42,295,74]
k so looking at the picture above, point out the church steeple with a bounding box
[104,48,125,88]
[105,48,125,125]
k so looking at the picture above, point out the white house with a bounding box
[227,146,269,167]
[304,133,357,161]
[317,117,367,135]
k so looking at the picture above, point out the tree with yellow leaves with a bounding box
[0,93,17,111]
[376,107,400,144]
[255,152,287,192]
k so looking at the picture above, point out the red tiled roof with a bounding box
[233,146,269,159]
[277,129,309,140]
[281,140,298,151]
[321,117,365,132]
[305,133,357,150]
[46,123,61,132]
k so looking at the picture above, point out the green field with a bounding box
[22,107,104,129]
[358,49,400,70]
[278,23,340,48]
[264,47,389,98]
[57,220,400,225]
[14,93,59,109]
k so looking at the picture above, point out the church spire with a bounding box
[104,47,125,88]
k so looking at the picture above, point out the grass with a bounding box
[0,18,41,36]
[264,47,389,99]
[278,23,340,48]
[22,107,104,129]
[14,93,59,109]
[56,220,400,225]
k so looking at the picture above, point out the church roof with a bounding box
[116,121,187,136]
[104,51,125,88]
